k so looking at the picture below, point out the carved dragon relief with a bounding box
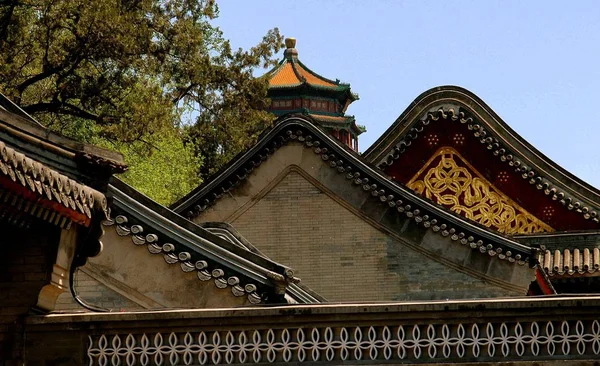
[407,147,553,235]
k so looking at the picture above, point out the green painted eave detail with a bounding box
[269,83,351,92]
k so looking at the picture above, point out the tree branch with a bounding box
[16,65,63,94]
[22,101,102,122]
[0,0,18,45]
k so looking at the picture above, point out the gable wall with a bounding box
[72,227,252,309]
[231,171,521,301]
[54,224,260,312]
[196,143,533,302]
[379,105,597,232]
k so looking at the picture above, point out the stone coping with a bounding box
[28,295,600,325]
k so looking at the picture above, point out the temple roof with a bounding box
[268,59,347,91]
[107,178,312,305]
[358,85,600,286]
[364,86,600,231]
[515,230,600,277]
[308,114,350,123]
[0,93,126,179]
[0,93,126,228]
[171,115,537,270]
[0,138,107,227]
[171,93,600,289]
[266,38,358,102]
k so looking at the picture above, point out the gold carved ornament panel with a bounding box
[407,147,553,235]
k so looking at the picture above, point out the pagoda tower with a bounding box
[265,38,364,151]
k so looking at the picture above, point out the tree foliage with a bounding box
[0,0,283,202]
[102,131,203,206]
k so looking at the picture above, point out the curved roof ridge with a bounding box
[108,177,300,304]
[171,115,537,267]
[294,59,343,88]
[364,85,600,226]
[0,91,41,126]
[289,57,308,84]
[266,58,287,78]
[267,60,302,88]
[267,53,350,91]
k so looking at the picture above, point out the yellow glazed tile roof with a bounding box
[294,62,337,87]
[268,62,302,87]
[268,60,337,88]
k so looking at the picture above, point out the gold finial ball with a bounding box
[285,38,296,49]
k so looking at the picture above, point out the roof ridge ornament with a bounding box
[284,37,298,59]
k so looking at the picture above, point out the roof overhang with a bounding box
[0,97,126,228]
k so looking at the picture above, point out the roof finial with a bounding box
[284,37,298,59]
[285,38,296,49]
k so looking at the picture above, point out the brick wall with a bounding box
[0,222,59,363]
[231,171,521,302]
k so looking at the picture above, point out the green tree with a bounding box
[103,130,203,205]
[0,0,282,202]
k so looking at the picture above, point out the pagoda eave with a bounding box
[268,83,351,95]
[268,85,356,107]
[307,114,365,136]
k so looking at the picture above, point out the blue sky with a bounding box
[215,1,600,187]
